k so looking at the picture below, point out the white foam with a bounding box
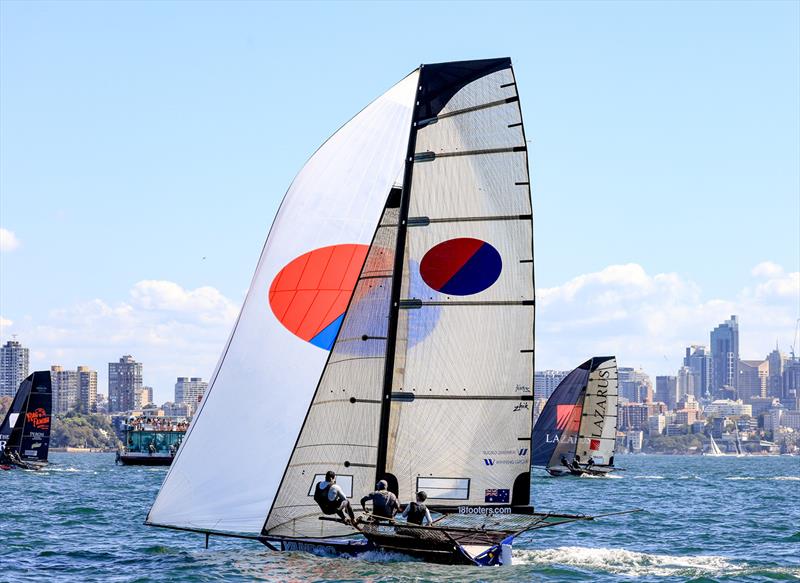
[513,546,740,577]
[634,475,664,479]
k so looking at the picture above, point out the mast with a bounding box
[375,69,422,491]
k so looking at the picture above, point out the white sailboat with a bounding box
[146,58,629,565]
[706,434,724,456]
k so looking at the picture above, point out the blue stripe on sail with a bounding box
[309,313,345,350]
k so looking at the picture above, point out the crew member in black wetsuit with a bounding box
[360,479,401,518]
[401,491,433,526]
[314,470,356,524]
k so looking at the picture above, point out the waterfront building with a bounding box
[162,401,191,418]
[175,377,208,414]
[625,430,643,452]
[683,345,711,397]
[766,348,786,399]
[782,410,800,430]
[619,367,652,403]
[675,409,697,425]
[51,365,79,413]
[655,376,679,410]
[704,399,752,417]
[710,315,739,397]
[763,408,785,433]
[648,414,666,435]
[738,359,768,401]
[677,366,696,400]
[619,403,649,431]
[108,355,143,413]
[783,357,800,402]
[533,369,570,400]
[665,423,687,436]
[78,366,97,412]
[749,397,780,418]
[141,386,154,406]
[0,339,29,397]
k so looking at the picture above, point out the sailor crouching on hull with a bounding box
[314,470,356,524]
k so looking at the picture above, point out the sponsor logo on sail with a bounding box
[556,404,582,431]
[518,448,528,456]
[419,238,502,295]
[590,439,601,450]
[26,408,50,431]
[484,458,494,466]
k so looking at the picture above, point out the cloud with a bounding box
[9,281,238,403]
[537,262,799,377]
[0,228,20,252]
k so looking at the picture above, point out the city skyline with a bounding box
[1,2,798,403]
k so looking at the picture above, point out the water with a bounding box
[1,454,798,582]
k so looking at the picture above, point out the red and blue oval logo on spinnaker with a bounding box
[269,238,502,349]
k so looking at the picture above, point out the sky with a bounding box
[1,1,798,404]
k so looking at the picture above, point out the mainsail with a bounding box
[531,357,618,471]
[1,371,52,463]
[148,58,536,539]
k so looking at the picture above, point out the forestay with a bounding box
[147,73,418,534]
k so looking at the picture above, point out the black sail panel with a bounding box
[6,371,52,463]
[0,374,32,452]
[531,361,591,467]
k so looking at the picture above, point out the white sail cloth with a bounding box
[147,72,418,534]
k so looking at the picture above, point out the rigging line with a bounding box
[416,95,520,127]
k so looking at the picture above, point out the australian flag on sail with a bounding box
[484,489,510,503]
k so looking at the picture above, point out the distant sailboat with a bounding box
[0,371,52,470]
[706,434,724,456]
[145,58,634,565]
[531,357,620,477]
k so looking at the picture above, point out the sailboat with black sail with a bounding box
[0,371,52,471]
[531,357,620,477]
[146,58,634,565]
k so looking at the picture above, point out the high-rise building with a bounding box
[783,357,800,402]
[51,365,79,413]
[533,370,570,400]
[108,355,143,412]
[683,345,711,397]
[738,359,768,402]
[0,339,29,397]
[677,366,696,400]
[710,315,739,397]
[78,366,97,413]
[175,377,208,414]
[655,375,679,410]
[766,348,786,399]
[141,386,154,407]
[619,367,652,403]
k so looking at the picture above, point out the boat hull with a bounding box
[117,453,174,466]
[264,535,500,566]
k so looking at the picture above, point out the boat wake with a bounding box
[579,472,623,479]
[513,546,745,577]
[725,476,800,481]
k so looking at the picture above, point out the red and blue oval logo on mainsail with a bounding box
[420,238,502,295]
[269,244,368,350]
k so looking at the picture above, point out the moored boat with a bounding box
[116,416,187,466]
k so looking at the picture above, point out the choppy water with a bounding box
[1,453,798,582]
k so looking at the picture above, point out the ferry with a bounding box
[116,416,188,466]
